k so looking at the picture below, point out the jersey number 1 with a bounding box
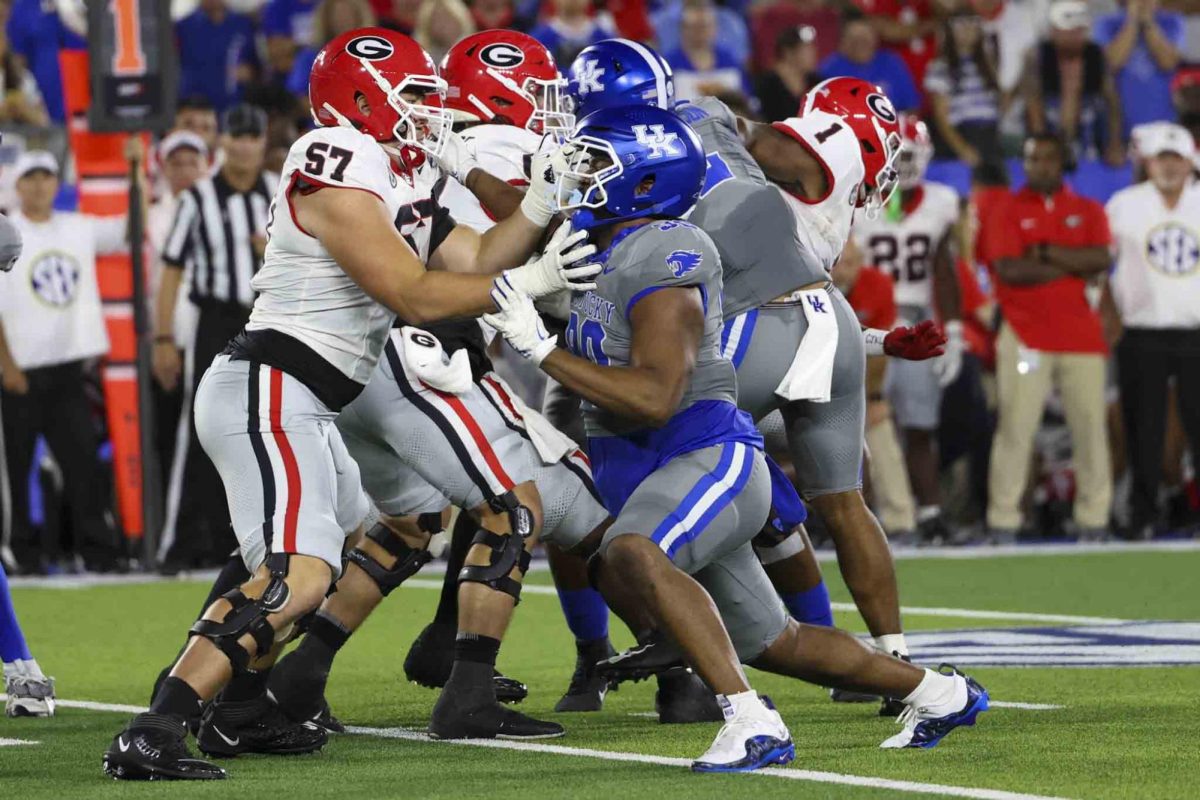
[305,142,354,182]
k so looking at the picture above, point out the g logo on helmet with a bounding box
[866,93,897,124]
[479,42,525,69]
[346,35,395,61]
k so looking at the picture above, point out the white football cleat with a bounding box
[691,692,794,773]
[880,669,989,749]
[5,673,56,717]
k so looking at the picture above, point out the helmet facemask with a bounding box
[554,135,622,212]
[523,75,575,139]
[360,59,452,160]
[863,129,902,219]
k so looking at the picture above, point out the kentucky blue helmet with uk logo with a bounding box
[566,39,675,120]
[554,104,706,231]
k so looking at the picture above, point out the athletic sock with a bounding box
[0,566,33,663]
[433,513,475,626]
[875,634,909,657]
[221,666,271,703]
[780,582,834,627]
[556,587,609,643]
[444,633,500,702]
[916,505,941,525]
[903,669,966,715]
[150,676,204,719]
[304,612,352,660]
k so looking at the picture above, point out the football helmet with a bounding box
[565,39,675,120]
[798,77,903,211]
[896,114,933,191]
[555,105,705,231]
[309,27,450,168]
[441,30,573,136]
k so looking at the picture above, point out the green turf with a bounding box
[2,550,1197,799]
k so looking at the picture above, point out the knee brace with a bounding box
[189,554,291,674]
[345,522,434,597]
[458,492,533,603]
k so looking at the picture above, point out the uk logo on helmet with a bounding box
[575,59,605,94]
[479,42,525,69]
[633,124,682,159]
[346,35,395,61]
[866,93,897,123]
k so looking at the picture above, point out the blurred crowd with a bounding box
[0,0,1198,573]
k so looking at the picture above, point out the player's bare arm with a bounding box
[741,121,829,201]
[540,288,704,427]
[462,166,525,222]
[932,232,962,320]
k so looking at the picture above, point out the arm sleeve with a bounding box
[91,215,129,254]
[161,191,198,268]
[614,223,720,319]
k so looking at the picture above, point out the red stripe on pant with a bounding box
[269,368,302,552]
[428,384,516,492]
[482,375,524,424]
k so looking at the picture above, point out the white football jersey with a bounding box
[851,181,959,310]
[250,126,448,386]
[440,123,541,233]
[771,109,867,274]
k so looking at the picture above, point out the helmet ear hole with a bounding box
[355,92,370,115]
[634,173,656,197]
[860,138,876,154]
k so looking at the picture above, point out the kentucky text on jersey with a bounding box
[571,291,616,324]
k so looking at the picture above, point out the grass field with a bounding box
[2,545,1198,799]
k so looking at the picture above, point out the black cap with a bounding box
[221,104,267,137]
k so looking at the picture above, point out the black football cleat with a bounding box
[655,672,723,724]
[268,647,334,728]
[555,638,617,713]
[596,632,689,684]
[830,688,880,704]
[429,694,564,740]
[404,621,528,703]
[103,713,226,781]
[196,695,327,758]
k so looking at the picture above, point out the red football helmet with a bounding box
[309,27,450,167]
[440,30,573,136]
[798,77,903,211]
[896,114,933,191]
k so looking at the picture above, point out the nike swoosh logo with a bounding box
[600,263,617,275]
[213,727,240,747]
[117,736,130,752]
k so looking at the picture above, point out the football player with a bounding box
[484,104,989,770]
[102,28,597,780]
[560,40,945,715]
[851,115,964,546]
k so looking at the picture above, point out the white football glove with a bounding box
[431,129,479,184]
[932,319,965,387]
[504,227,599,298]
[483,276,557,366]
[520,142,589,227]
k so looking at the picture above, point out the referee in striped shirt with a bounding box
[153,104,278,570]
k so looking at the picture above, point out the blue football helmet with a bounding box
[566,39,674,120]
[555,105,706,231]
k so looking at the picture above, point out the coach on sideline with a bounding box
[153,104,277,571]
[1105,123,1200,538]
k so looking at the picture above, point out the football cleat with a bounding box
[4,674,56,717]
[103,713,226,781]
[196,695,328,758]
[656,672,723,724]
[879,652,913,717]
[554,638,617,713]
[880,667,989,749]
[595,631,689,684]
[404,621,528,703]
[429,695,564,740]
[267,646,334,727]
[691,694,794,773]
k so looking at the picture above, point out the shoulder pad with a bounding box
[289,127,394,197]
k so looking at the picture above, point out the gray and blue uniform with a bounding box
[680,97,867,499]
[571,219,789,660]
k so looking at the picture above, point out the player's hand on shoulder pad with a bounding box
[505,227,599,297]
[432,129,479,184]
[483,275,557,366]
[882,319,947,361]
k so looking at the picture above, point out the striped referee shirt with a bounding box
[161,169,279,307]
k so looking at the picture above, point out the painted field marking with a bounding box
[0,737,40,746]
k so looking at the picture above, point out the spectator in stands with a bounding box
[756,25,821,123]
[414,0,475,64]
[1022,1,1124,166]
[981,134,1113,542]
[0,150,135,572]
[751,0,841,73]
[0,9,45,127]
[174,96,220,160]
[264,0,320,80]
[857,0,944,96]
[654,0,751,68]
[1170,67,1200,170]
[529,0,613,67]
[820,10,920,111]
[1104,124,1200,538]
[287,0,378,99]
[664,0,751,103]
[924,8,1003,168]
[470,0,515,31]
[176,0,259,113]
[1095,0,1185,140]
[380,0,420,33]
[4,0,83,124]
[973,0,1035,94]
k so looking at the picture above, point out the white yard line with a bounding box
[2,696,1069,800]
[988,702,1065,710]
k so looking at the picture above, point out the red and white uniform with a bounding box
[440,124,541,233]
[852,181,958,314]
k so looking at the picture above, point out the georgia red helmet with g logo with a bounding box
[308,27,450,166]
[798,77,903,210]
[440,29,573,135]
[896,113,933,191]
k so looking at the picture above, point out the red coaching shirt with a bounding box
[980,185,1111,354]
[846,265,898,331]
